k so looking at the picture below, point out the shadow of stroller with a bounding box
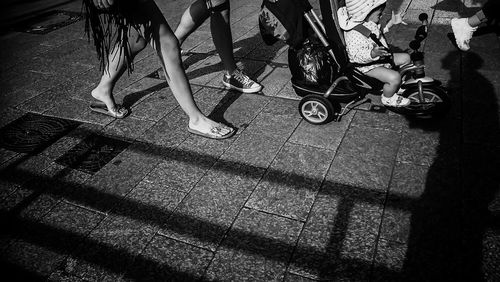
[400,51,500,281]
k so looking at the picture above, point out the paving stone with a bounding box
[289,111,354,151]
[63,212,158,282]
[159,161,265,251]
[258,63,292,97]
[48,270,87,282]
[125,234,213,281]
[0,107,26,128]
[122,177,186,227]
[0,148,18,166]
[115,77,169,107]
[276,80,301,100]
[221,99,301,168]
[290,182,385,280]
[200,90,270,133]
[136,107,190,147]
[44,97,90,121]
[205,208,303,282]
[246,39,287,62]
[372,239,408,282]
[246,143,335,220]
[0,154,54,211]
[14,163,79,221]
[103,116,156,142]
[326,126,400,191]
[141,147,217,193]
[284,272,318,282]
[81,142,163,212]
[18,76,94,113]
[2,201,104,278]
[351,110,405,132]
[187,55,225,86]
[396,126,439,166]
[129,87,178,122]
[482,228,500,282]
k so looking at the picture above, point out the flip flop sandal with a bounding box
[89,102,129,119]
[187,124,235,139]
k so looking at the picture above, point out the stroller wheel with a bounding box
[299,95,336,124]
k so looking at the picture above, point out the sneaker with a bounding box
[451,18,477,51]
[381,94,411,107]
[222,69,263,93]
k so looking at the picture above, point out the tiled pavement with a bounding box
[1,0,499,281]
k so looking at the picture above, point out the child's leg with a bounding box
[366,67,410,107]
[92,29,147,111]
[141,0,232,136]
[393,52,411,67]
[365,67,402,98]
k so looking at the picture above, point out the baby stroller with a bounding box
[259,0,450,124]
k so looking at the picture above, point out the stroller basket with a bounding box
[260,0,358,100]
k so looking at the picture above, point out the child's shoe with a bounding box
[451,18,477,51]
[381,94,410,107]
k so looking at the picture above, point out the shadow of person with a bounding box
[401,50,500,281]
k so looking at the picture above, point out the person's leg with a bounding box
[365,67,410,107]
[91,28,147,116]
[450,0,497,51]
[174,0,210,46]
[175,0,262,93]
[141,0,233,137]
[393,52,411,67]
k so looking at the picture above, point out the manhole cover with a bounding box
[14,10,82,34]
[55,134,130,174]
[0,113,80,154]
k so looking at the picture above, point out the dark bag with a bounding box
[288,38,338,86]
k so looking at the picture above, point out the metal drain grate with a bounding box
[14,10,82,34]
[0,113,80,154]
[55,134,130,174]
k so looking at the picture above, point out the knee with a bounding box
[401,53,411,65]
[158,32,181,57]
[387,72,402,86]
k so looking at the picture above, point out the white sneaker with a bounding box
[381,94,410,107]
[451,18,477,51]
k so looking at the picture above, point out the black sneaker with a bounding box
[222,69,262,93]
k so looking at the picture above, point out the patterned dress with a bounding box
[343,21,391,73]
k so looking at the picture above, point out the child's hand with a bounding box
[371,46,390,58]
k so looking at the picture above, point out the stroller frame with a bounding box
[293,0,449,124]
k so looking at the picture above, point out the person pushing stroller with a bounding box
[338,0,411,107]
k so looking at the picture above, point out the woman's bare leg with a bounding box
[91,29,147,112]
[142,0,232,136]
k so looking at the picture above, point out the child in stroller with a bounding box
[259,0,449,124]
[338,0,411,107]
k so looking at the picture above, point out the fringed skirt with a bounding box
[82,0,142,72]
